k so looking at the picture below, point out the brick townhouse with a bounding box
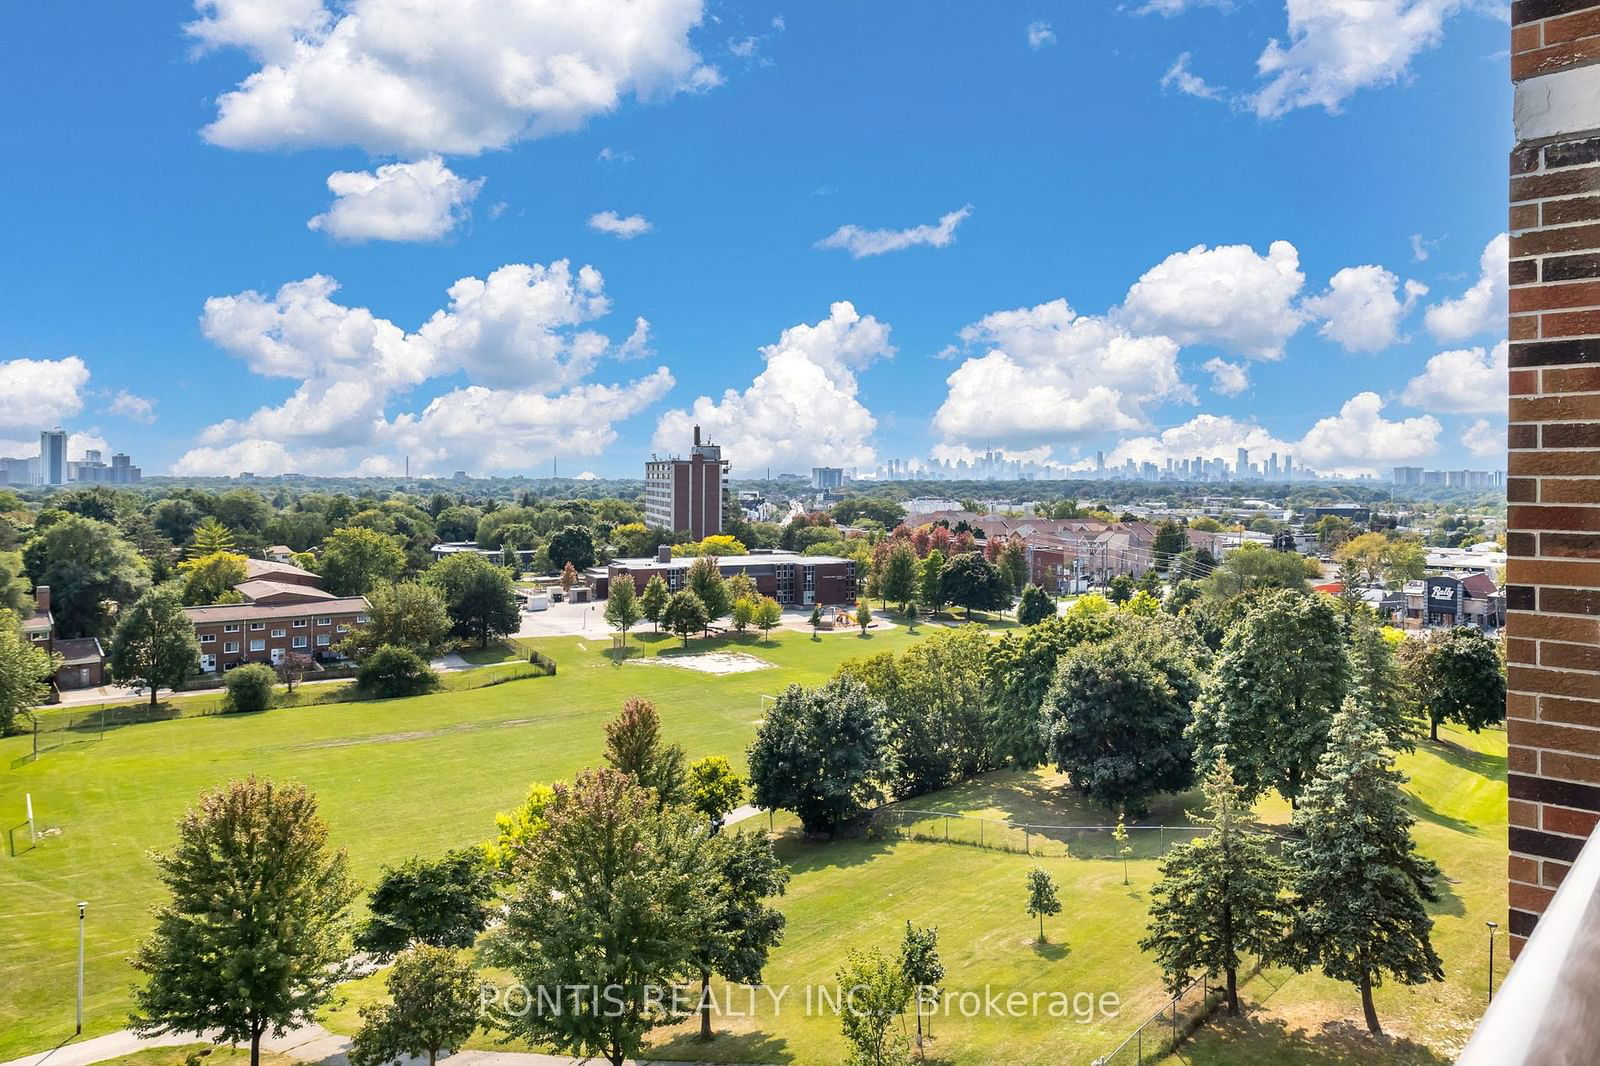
[185,557,369,673]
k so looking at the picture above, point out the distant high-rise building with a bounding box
[1235,447,1249,479]
[645,425,729,539]
[1095,450,1104,473]
[1392,466,1423,485]
[39,428,66,486]
[812,466,844,490]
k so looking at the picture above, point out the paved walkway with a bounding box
[0,1022,750,1066]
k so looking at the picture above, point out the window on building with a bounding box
[250,622,265,631]
[224,623,241,633]
[292,636,308,649]
[316,616,332,626]
[249,639,265,652]
[292,619,308,628]
[270,628,286,638]
[356,614,370,624]
[316,634,331,647]
[336,624,350,633]
[199,633,216,644]
[224,641,239,653]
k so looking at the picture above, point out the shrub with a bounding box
[357,644,438,699]
[224,663,277,713]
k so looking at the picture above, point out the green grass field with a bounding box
[0,624,1506,1066]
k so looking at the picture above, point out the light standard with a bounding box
[77,901,87,1034]
[1485,920,1499,1007]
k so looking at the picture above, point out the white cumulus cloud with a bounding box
[653,302,893,472]
[190,0,722,156]
[0,356,90,435]
[1027,21,1057,49]
[1295,391,1441,474]
[107,391,158,423]
[1161,53,1225,100]
[1425,233,1508,342]
[1202,357,1249,396]
[588,211,653,239]
[307,157,483,242]
[1462,418,1503,458]
[1302,264,1426,352]
[1400,340,1508,414]
[1118,240,1307,360]
[816,205,972,259]
[1107,414,1292,468]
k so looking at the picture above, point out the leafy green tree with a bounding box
[898,923,943,1048]
[688,755,746,832]
[687,555,730,632]
[755,596,782,640]
[0,549,31,616]
[1189,590,1349,806]
[1402,626,1507,742]
[342,580,452,660]
[319,526,406,597]
[130,778,356,1066]
[224,664,276,713]
[547,525,597,572]
[663,589,709,647]
[501,541,520,572]
[809,602,824,636]
[426,552,520,649]
[604,697,687,806]
[1041,621,1204,815]
[1112,812,1132,885]
[604,577,642,647]
[1140,754,1288,1015]
[484,783,555,874]
[690,830,789,1040]
[855,598,873,634]
[1152,520,1190,569]
[919,549,946,616]
[187,516,236,555]
[835,948,912,1066]
[108,585,201,708]
[1284,705,1444,1036]
[877,542,920,613]
[984,604,1119,769]
[747,677,885,835]
[355,849,495,957]
[0,610,54,736]
[491,769,710,1066]
[639,574,670,632]
[348,944,482,1066]
[22,514,149,638]
[730,595,756,635]
[356,645,438,698]
[996,537,1029,594]
[177,551,248,605]
[1199,542,1316,602]
[938,553,1010,620]
[1025,868,1061,943]
[1015,583,1053,625]
[1106,574,1135,605]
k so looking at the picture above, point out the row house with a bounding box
[185,560,369,673]
[19,585,105,690]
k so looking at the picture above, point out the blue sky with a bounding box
[0,0,1512,479]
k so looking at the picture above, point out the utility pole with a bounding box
[77,901,86,1034]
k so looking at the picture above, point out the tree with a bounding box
[1112,812,1131,886]
[1285,705,1444,1035]
[1403,626,1507,742]
[501,541,520,572]
[639,574,670,633]
[1188,590,1350,806]
[1346,613,1417,751]
[276,652,313,694]
[690,831,789,1040]
[1140,755,1288,1015]
[319,527,406,597]
[343,580,452,659]
[547,525,597,572]
[938,553,1010,620]
[1025,868,1061,943]
[130,778,356,1066]
[898,923,943,1048]
[559,561,578,597]
[1199,542,1316,602]
[604,577,642,648]
[688,755,746,832]
[491,769,709,1066]
[484,783,555,874]
[996,537,1029,594]
[177,551,248,605]
[855,598,873,634]
[1106,574,1135,605]
[747,677,885,835]
[984,603,1120,770]
[223,663,275,712]
[425,552,520,649]
[835,948,912,1066]
[108,585,201,709]
[878,542,919,613]
[1041,623,1204,815]
[1016,583,1053,625]
[809,602,824,636]
[1152,520,1190,569]
[348,945,480,1066]
[357,645,437,698]
[730,596,756,635]
[0,611,54,736]
[755,596,782,640]
[604,697,687,806]
[663,589,709,647]
[355,849,495,957]
[188,516,236,555]
[22,515,149,638]
[919,549,946,616]
[687,556,730,632]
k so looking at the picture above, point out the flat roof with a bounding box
[611,552,851,569]
[183,597,369,624]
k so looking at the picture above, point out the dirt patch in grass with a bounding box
[629,651,776,674]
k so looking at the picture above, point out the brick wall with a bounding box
[1507,0,1600,956]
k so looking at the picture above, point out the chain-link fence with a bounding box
[869,808,1212,860]
[1093,972,1228,1066]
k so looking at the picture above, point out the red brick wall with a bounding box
[1507,0,1600,955]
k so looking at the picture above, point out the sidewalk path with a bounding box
[1,1021,757,1066]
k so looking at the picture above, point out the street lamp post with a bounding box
[1486,920,1498,1007]
[77,902,86,1035]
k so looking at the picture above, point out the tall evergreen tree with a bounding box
[1285,705,1444,1036]
[1140,755,1288,1015]
[1188,590,1349,805]
[1346,612,1417,751]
